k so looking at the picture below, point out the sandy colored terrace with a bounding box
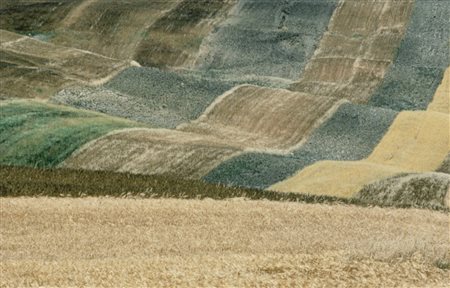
[1,198,449,287]
[62,128,242,179]
[0,29,131,99]
[179,85,339,151]
[290,0,414,103]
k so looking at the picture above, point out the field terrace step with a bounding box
[178,85,341,151]
[290,0,414,103]
[0,29,131,99]
[61,128,243,179]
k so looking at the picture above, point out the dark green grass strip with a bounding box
[1,166,447,212]
[0,165,356,204]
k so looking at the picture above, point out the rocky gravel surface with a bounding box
[196,0,337,80]
[369,0,449,111]
[53,68,235,128]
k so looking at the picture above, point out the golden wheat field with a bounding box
[1,198,449,287]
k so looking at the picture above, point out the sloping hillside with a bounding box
[290,0,414,103]
[270,68,450,198]
[0,100,143,167]
[0,30,131,99]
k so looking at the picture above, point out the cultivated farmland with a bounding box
[1,0,449,286]
[1,198,449,287]
[0,29,131,99]
[0,100,143,168]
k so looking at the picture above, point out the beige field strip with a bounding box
[290,0,414,103]
[51,0,181,61]
[271,68,450,198]
[1,198,449,287]
[0,30,131,98]
[179,85,340,151]
[62,128,242,179]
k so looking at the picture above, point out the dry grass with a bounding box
[179,85,339,151]
[62,128,242,179]
[1,198,449,287]
[290,0,414,103]
[271,161,403,198]
[368,111,449,169]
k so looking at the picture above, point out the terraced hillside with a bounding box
[1,0,449,192]
[270,67,450,199]
[290,0,414,102]
[51,0,338,126]
[0,29,131,99]
[1,1,450,286]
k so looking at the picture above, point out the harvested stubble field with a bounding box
[61,128,243,179]
[1,198,449,287]
[179,85,339,151]
[0,100,143,168]
[290,0,414,103]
